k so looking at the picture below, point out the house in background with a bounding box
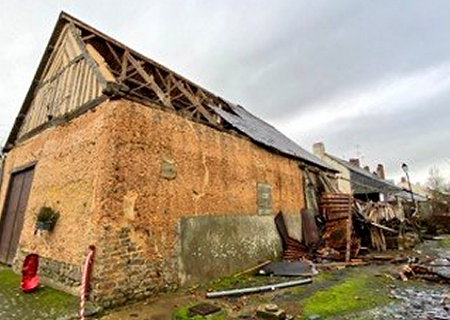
[398,177,429,199]
[0,12,336,306]
[312,142,401,201]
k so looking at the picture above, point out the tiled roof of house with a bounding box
[329,155,402,194]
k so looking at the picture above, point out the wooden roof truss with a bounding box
[5,12,235,150]
[70,13,234,125]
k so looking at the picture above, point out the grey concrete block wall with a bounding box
[178,214,282,284]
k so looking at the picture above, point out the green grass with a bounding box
[439,237,450,247]
[300,273,391,319]
[172,304,227,320]
[208,274,253,291]
[0,267,79,319]
[314,271,334,284]
[206,273,278,292]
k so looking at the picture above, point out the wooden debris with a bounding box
[320,193,356,261]
[232,260,271,278]
[398,260,450,283]
[282,237,308,261]
[315,261,368,270]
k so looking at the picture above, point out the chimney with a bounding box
[349,158,360,167]
[401,176,407,183]
[363,165,370,172]
[376,164,385,180]
[313,142,326,157]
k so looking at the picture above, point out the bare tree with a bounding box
[426,166,449,215]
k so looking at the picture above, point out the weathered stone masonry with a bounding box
[89,99,304,305]
[0,98,305,306]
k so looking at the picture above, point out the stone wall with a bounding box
[0,97,305,306]
[89,99,305,305]
[14,249,81,295]
[0,102,112,294]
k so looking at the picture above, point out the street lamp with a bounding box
[401,163,422,242]
[401,163,416,214]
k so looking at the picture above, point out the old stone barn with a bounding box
[0,13,334,305]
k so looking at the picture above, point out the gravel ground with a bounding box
[363,288,450,320]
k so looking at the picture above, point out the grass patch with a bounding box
[207,273,279,292]
[0,268,79,319]
[0,267,18,287]
[301,273,391,319]
[208,274,253,291]
[439,237,450,247]
[172,304,227,320]
[314,271,334,284]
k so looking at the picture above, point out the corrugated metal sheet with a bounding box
[212,104,335,171]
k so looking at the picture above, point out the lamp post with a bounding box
[401,163,415,207]
[401,163,422,242]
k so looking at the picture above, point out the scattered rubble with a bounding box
[366,288,450,320]
[399,258,450,283]
[256,304,286,320]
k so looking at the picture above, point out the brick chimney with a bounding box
[313,142,325,157]
[349,158,360,167]
[363,165,370,172]
[401,176,407,183]
[376,164,385,180]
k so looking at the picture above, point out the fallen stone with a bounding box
[256,304,286,320]
[188,303,221,316]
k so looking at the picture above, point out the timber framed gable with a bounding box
[4,12,335,173]
[5,12,235,151]
[17,23,107,140]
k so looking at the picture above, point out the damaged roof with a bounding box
[329,155,402,194]
[388,189,428,202]
[4,12,335,172]
[213,104,334,170]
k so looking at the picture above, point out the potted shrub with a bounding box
[35,207,60,232]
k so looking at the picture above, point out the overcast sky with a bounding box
[0,0,449,184]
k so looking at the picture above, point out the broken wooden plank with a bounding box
[370,222,398,234]
[232,260,271,278]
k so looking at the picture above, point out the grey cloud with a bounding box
[0,0,449,183]
[303,93,450,181]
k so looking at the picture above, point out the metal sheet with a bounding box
[301,209,319,246]
[259,261,317,277]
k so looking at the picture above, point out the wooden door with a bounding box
[0,166,35,265]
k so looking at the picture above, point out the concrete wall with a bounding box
[179,215,282,284]
[312,143,351,194]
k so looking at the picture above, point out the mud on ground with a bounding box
[97,237,449,320]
